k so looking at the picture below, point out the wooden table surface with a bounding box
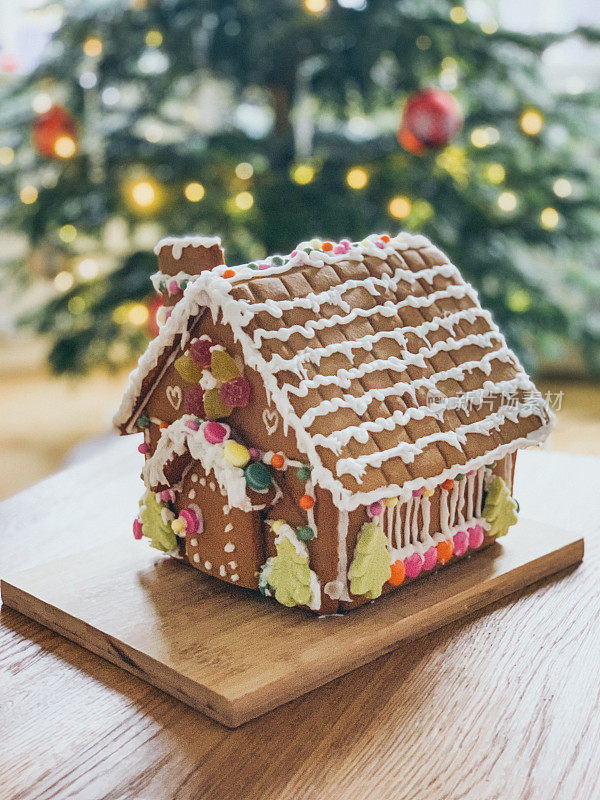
[1,439,598,800]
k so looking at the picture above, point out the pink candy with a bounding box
[168,279,182,296]
[368,501,383,518]
[179,507,201,536]
[404,552,424,579]
[138,442,150,455]
[453,530,469,558]
[248,447,261,462]
[203,421,230,444]
[185,419,200,431]
[158,489,172,503]
[423,546,437,571]
[468,524,484,550]
[412,487,424,498]
[133,518,143,540]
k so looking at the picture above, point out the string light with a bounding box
[68,296,86,315]
[507,288,531,313]
[540,207,560,229]
[520,110,544,136]
[184,182,205,202]
[234,191,254,210]
[54,135,76,158]
[497,191,517,212]
[130,180,157,208]
[235,162,254,180]
[470,127,499,148]
[83,37,103,57]
[553,178,572,198]
[304,0,329,13]
[346,167,368,190]
[128,303,149,326]
[480,19,498,34]
[78,258,99,279]
[388,196,412,219]
[0,146,14,165]
[59,224,77,243]
[145,29,163,47]
[450,6,467,23]
[20,185,38,204]
[291,164,315,185]
[54,270,74,291]
[32,92,52,114]
[485,163,505,184]
[436,146,467,183]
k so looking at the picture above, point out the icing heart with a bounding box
[166,385,182,410]
[262,406,279,435]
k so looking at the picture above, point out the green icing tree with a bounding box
[348,522,391,600]
[483,476,519,538]
[265,531,313,608]
[139,491,178,552]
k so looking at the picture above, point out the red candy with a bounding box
[189,338,214,367]
[184,385,206,417]
[133,518,143,540]
[138,442,150,455]
[219,377,252,408]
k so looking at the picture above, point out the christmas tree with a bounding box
[260,525,316,607]
[348,522,391,599]
[482,476,519,538]
[138,490,178,552]
[1,0,599,375]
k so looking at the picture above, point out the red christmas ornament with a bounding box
[31,105,78,158]
[398,88,462,153]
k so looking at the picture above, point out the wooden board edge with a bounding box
[0,579,240,728]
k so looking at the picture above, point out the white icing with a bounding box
[150,270,196,293]
[330,508,351,602]
[154,235,222,259]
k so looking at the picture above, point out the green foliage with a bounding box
[139,491,178,552]
[348,521,391,600]
[483,476,519,537]
[264,530,313,607]
[1,1,600,374]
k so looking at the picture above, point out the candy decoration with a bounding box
[368,501,383,518]
[423,546,438,571]
[189,338,214,367]
[388,559,405,586]
[171,517,186,534]
[270,453,285,469]
[384,496,398,508]
[455,473,465,481]
[244,461,272,491]
[203,421,230,444]
[412,488,424,498]
[133,517,143,540]
[437,539,454,565]
[168,279,182,296]
[138,442,150,455]
[174,353,204,383]
[299,494,315,510]
[297,525,316,542]
[185,418,200,431]
[468,524,484,549]
[424,488,435,498]
[399,88,463,153]
[404,552,424,579]
[441,479,454,491]
[203,387,232,419]
[271,520,285,533]
[210,350,240,381]
[219,376,252,408]
[158,489,172,503]
[179,507,201,535]
[453,530,468,558]
[297,465,311,482]
[248,447,261,462]
[137,416,150,429]
[222,268,236,279]
[184,385,206,417]
[223,440,251,468]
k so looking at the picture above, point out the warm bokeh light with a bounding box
[497,191,518,212]
[291,164,315,185]
[388,196,412,219]
[416,35,431,50]
[78,258,99,279]
[235,162,254,180]
[485,163,505,184]
[304,0,329,13]
[234,191,254,210]
[32,92,52,114]
[68,296,86,314]
[54,270,74,291]
[480,19,498,34]
[184,182,205,202]
[540,207,560,229]
[507,288,531,313]
[450,6,468,23]
[54,135,76,158]
[131,180,156,208]
[59,224,77,243]
[145,29,163,47]
[0,146,14,165]
[83,37,103,57]
[128,303,149,326]
[346,167,368,190]
[520,109,544,136]
[553,177,573,198]
[471,128,489,148]
[20,185,38,204]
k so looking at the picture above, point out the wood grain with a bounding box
[0,439,598,799]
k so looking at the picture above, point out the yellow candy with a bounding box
[174,353,204,383]
[271,520,285,533]
[204,388,232,419]
[424,488,435,498]
[171,517,186,534]
[384,497,398,508]
[210,350,240,381]
[310,238,321,249]
[223,440,250,468]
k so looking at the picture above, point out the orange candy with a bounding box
[270,453,285,469]
[159,421,168,429]
[299,494,315,510]
[388,560,405,587]
[321,241,333,251]
[437,539,454,565]
[441,478,455,491]
[380,234,391,243]
[222,268,236,279]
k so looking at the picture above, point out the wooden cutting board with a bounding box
[1,506,583,727]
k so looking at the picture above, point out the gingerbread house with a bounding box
[114,232,553,614]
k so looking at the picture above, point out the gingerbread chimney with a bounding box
[152,235,226,309]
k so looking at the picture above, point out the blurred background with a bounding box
[1,0,599,500]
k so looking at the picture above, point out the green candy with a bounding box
[248,262,259,270]
[296,525,315,542]
[137,415,151,429]
[296,465,311,482]
[455,473,465,481]
[244,461,272,492]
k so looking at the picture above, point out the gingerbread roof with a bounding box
[115,232,553,510]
